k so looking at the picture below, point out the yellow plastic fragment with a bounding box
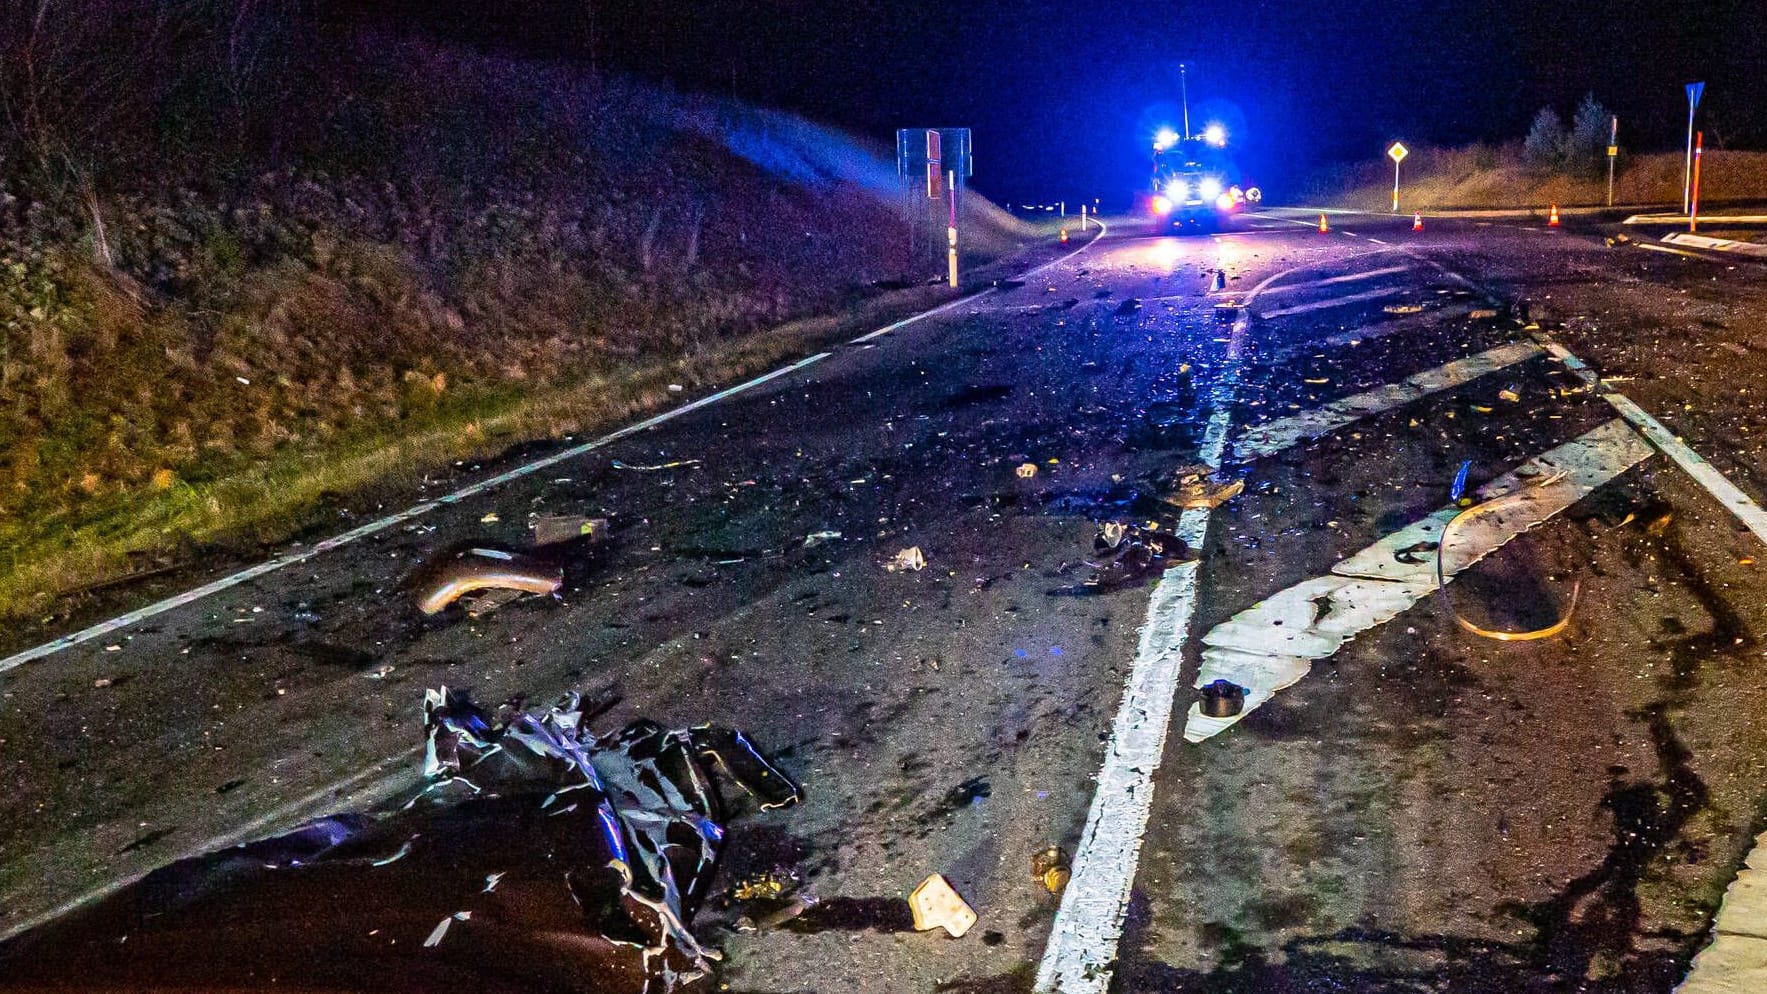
[909,874,977,938]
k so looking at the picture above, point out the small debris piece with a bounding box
[668,383,685,393]
[1031,846,1072,895]
[803,530,842,548]
[732,870,801,903]
[1469,308,1499,319]
[479,512,500,524]
[417,548,562,615]
[533,515,608,547]
[886,546,927,572]
[1161,466,1244,510]
[1113,298,1142,316]
[1095,521,1129,551]
[1498,388,1521,403]
[909,874,977,938]
[1016,462,1038,479]
[611,458,701,471]
[1199,679,1246,718]
[92,677,113,689]
[1383,303,1424,314]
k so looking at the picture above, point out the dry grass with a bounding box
[1314,146,1767,211]
[0,282,967,623]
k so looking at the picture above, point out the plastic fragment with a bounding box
[1032,847,1072,894]
[886,546,927,572]
[1016,462,1038,479]
[908,874,977,938]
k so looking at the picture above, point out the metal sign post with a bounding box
[947,169,958,288]
[1387,142,1408,213]
[1606,116,1618,207]
[896,128,972,283]
[1684,82,1705,215]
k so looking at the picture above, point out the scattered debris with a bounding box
[1083,522,1186,593]
[479,511,500,523]
[1198,679,1245,718]
[1095,520,1129,551]
[803,530,843,548]
[91,677,113,689]
[1383,303,1424,314]
[1160,465,1244,510]
[909,874,977,938]
[731,870,801,903]
[886,546,927,572]
[1604,232,1633,247]
[532,515,608,546]
[1469,308,1499,319]
[1016,462,1038,479]
[1113,298,1141,316]
[1498,386,1521,403]
[668,383,685,393]
[416,547,562,615]
[1031,846,1072,895]
[611,458,701,471]
[0,687,802,993]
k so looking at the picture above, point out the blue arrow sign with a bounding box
[1687,81,1705,110]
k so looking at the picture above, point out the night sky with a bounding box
[343,0,1767,203]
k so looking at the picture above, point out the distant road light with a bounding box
[1154,127,1179,151]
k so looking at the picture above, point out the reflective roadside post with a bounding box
[1683,82,1704,215]
[1690,132,1703,233]
[947,169,958,288]
[1387,141,1408,213]
[1606,116,1618,208]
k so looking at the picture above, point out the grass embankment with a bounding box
[0,19,1034,626]
[1307,143,1767,211]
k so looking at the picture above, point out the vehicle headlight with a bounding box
[1151,195,1173,215]
[1198,177,1223,200]
[1163,180,1187,202]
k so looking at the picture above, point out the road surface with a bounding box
[5,207,1767,993]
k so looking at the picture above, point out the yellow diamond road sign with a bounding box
[1388,142,1408,164]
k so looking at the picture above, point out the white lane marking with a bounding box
[1639,242,1721,262]
[0,226,1111,676]
[1366,237,1389,245]
[1627,212,1767,225]
[1236,342,1541,461]
[0,224,1117,940]
[1259,285,1405,319]
[1183,418,1653,741]
[1260,264,1411,297]
[1662,232,1767,259]
[1678,826,1767,993]
[1541,339,1767,546]
[1037,258,1286,994]
[0,747,420,942]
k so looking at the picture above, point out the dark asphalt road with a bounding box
[4,207,1767,993]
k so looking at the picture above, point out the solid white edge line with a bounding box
[0,224,1110,676]
[0,222,1115,941]
[1034,258,1289,994]
[1540,339,1767,547]
[0,746,420,942]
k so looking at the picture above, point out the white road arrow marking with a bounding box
[1184,418,1654,742]
[1236,341,1542,461]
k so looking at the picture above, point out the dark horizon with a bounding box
[326,0,1767,204]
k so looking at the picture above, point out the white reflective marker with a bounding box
[1236,341,1541,461]
[1183,418,1652,741]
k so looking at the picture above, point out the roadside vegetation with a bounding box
[1307,93,1767,210]
[0,2,1033,624]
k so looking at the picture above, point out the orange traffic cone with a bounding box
[1413,212,1423,231]
[1548,204,1561,227]
[1060,227,1069,243]
[1318,213,1329,233]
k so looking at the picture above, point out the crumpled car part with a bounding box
[0,687,802,994]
